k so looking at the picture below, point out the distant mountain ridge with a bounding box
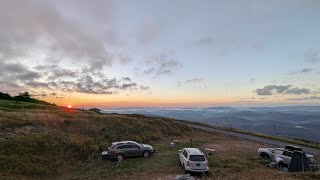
[102,106,320,142]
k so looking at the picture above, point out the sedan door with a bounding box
[128,144,143,156]
[118,145,132,157]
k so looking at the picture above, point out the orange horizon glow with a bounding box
[39,94,309,108]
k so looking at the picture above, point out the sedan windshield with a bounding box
[189,155,205,161]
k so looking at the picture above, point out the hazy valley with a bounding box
[102,106,320,143]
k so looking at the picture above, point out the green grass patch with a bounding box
[0,100,57,111]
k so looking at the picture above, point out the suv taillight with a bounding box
[205,160,209,165]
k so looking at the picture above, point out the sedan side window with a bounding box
[130,144,140,149]
[117,145,125,149]
[118,145,130,149]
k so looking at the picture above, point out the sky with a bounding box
[0,0,320,107]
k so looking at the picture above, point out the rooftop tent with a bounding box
[285,145,302,151]
[288,151,310,172]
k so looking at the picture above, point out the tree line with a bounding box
[0,91,54,105]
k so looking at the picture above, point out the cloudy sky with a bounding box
[1,0,320,107]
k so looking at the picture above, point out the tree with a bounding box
[13,92,33,102]
[0,92,13,100]
[88,108,102,114]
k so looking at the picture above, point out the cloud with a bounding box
[304,49,320,64]
[59,74,139,94]
[194,34,240,55]
[143,68,155,75]
[286,88,311,95]
[287,96,320,101]
[300,68,313,73]
[140,52,182,78]
[196,37,215,46]
[0,61,147,95]
[140,85,150,90]
[178,78,205,87]
[255,85,311,96]
[121,83,138,90]
[0,62,42,92]
[0,0,113,70]
[249,78,255,84]
[290,68,313,75]
[156,60,181,76]
[35,65,78,80]
[121,77,133,82]
[184,78,204,84]
[68,75,140,94]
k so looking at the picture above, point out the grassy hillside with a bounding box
[0,100,191,178]
[0,100,319,179]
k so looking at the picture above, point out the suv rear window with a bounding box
[189,155,205,161]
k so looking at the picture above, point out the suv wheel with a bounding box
[143,151,150,158]
[278,162,284,170]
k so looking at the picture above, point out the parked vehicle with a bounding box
[101,141,155,160]
[258,145,319,171]
[178,148,209,174]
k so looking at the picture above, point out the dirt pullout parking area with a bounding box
[202,138,264,154]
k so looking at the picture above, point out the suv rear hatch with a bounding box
[188,155,208,170]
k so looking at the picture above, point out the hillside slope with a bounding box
[0,100,319,179]
[0,100,191,178]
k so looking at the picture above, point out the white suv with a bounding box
[178,148,209,174]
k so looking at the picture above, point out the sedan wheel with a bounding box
[143,151,150,158]
[117,154,124,162]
